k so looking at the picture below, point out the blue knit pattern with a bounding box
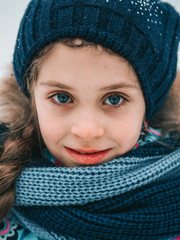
[7,139,180,239]
[14,146,180,207]
[10,178,180,240]
[13,0,180,120]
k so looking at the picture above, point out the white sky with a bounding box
[0,0,180,78]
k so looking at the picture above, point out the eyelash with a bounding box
[103,93,127,109]
[49,92,127,109]
[50,92,73,107]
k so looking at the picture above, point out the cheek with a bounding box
[41,118,68,142]
[35,105,68,145]
[33,90,69,146]
[109,109,144,148]
[113,121,141,141]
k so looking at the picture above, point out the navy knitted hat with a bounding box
[13,0,180,120]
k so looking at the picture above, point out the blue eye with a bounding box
[52,93,72,104]
[104,94,124,106]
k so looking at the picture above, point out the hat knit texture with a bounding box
[13,0,180,120]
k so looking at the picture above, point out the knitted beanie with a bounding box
[13,0,180,120]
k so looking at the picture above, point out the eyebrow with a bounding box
[39,80,137,91]
[100,83,137,91]
[39,80,74,91]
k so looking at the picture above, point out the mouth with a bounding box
[65,147,111,165]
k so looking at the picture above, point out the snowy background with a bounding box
[0,0,180,78]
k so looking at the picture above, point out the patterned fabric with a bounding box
[134,121,162,148]
[0,218,39,240]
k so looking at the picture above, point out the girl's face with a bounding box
[33,44,145,167]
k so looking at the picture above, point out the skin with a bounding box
[174,71,180,90]
[173,71,180,123]
[33,43,145,167]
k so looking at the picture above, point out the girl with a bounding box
[0,0,180,239]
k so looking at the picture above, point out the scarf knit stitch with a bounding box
[8,139,180,240]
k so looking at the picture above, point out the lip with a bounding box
[65,147,111,165]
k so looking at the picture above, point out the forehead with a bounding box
[30,41,144,101]
[40,41,139,82]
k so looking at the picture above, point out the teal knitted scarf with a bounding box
[9,139,180,240]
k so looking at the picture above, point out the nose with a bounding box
[71,111,105,140]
